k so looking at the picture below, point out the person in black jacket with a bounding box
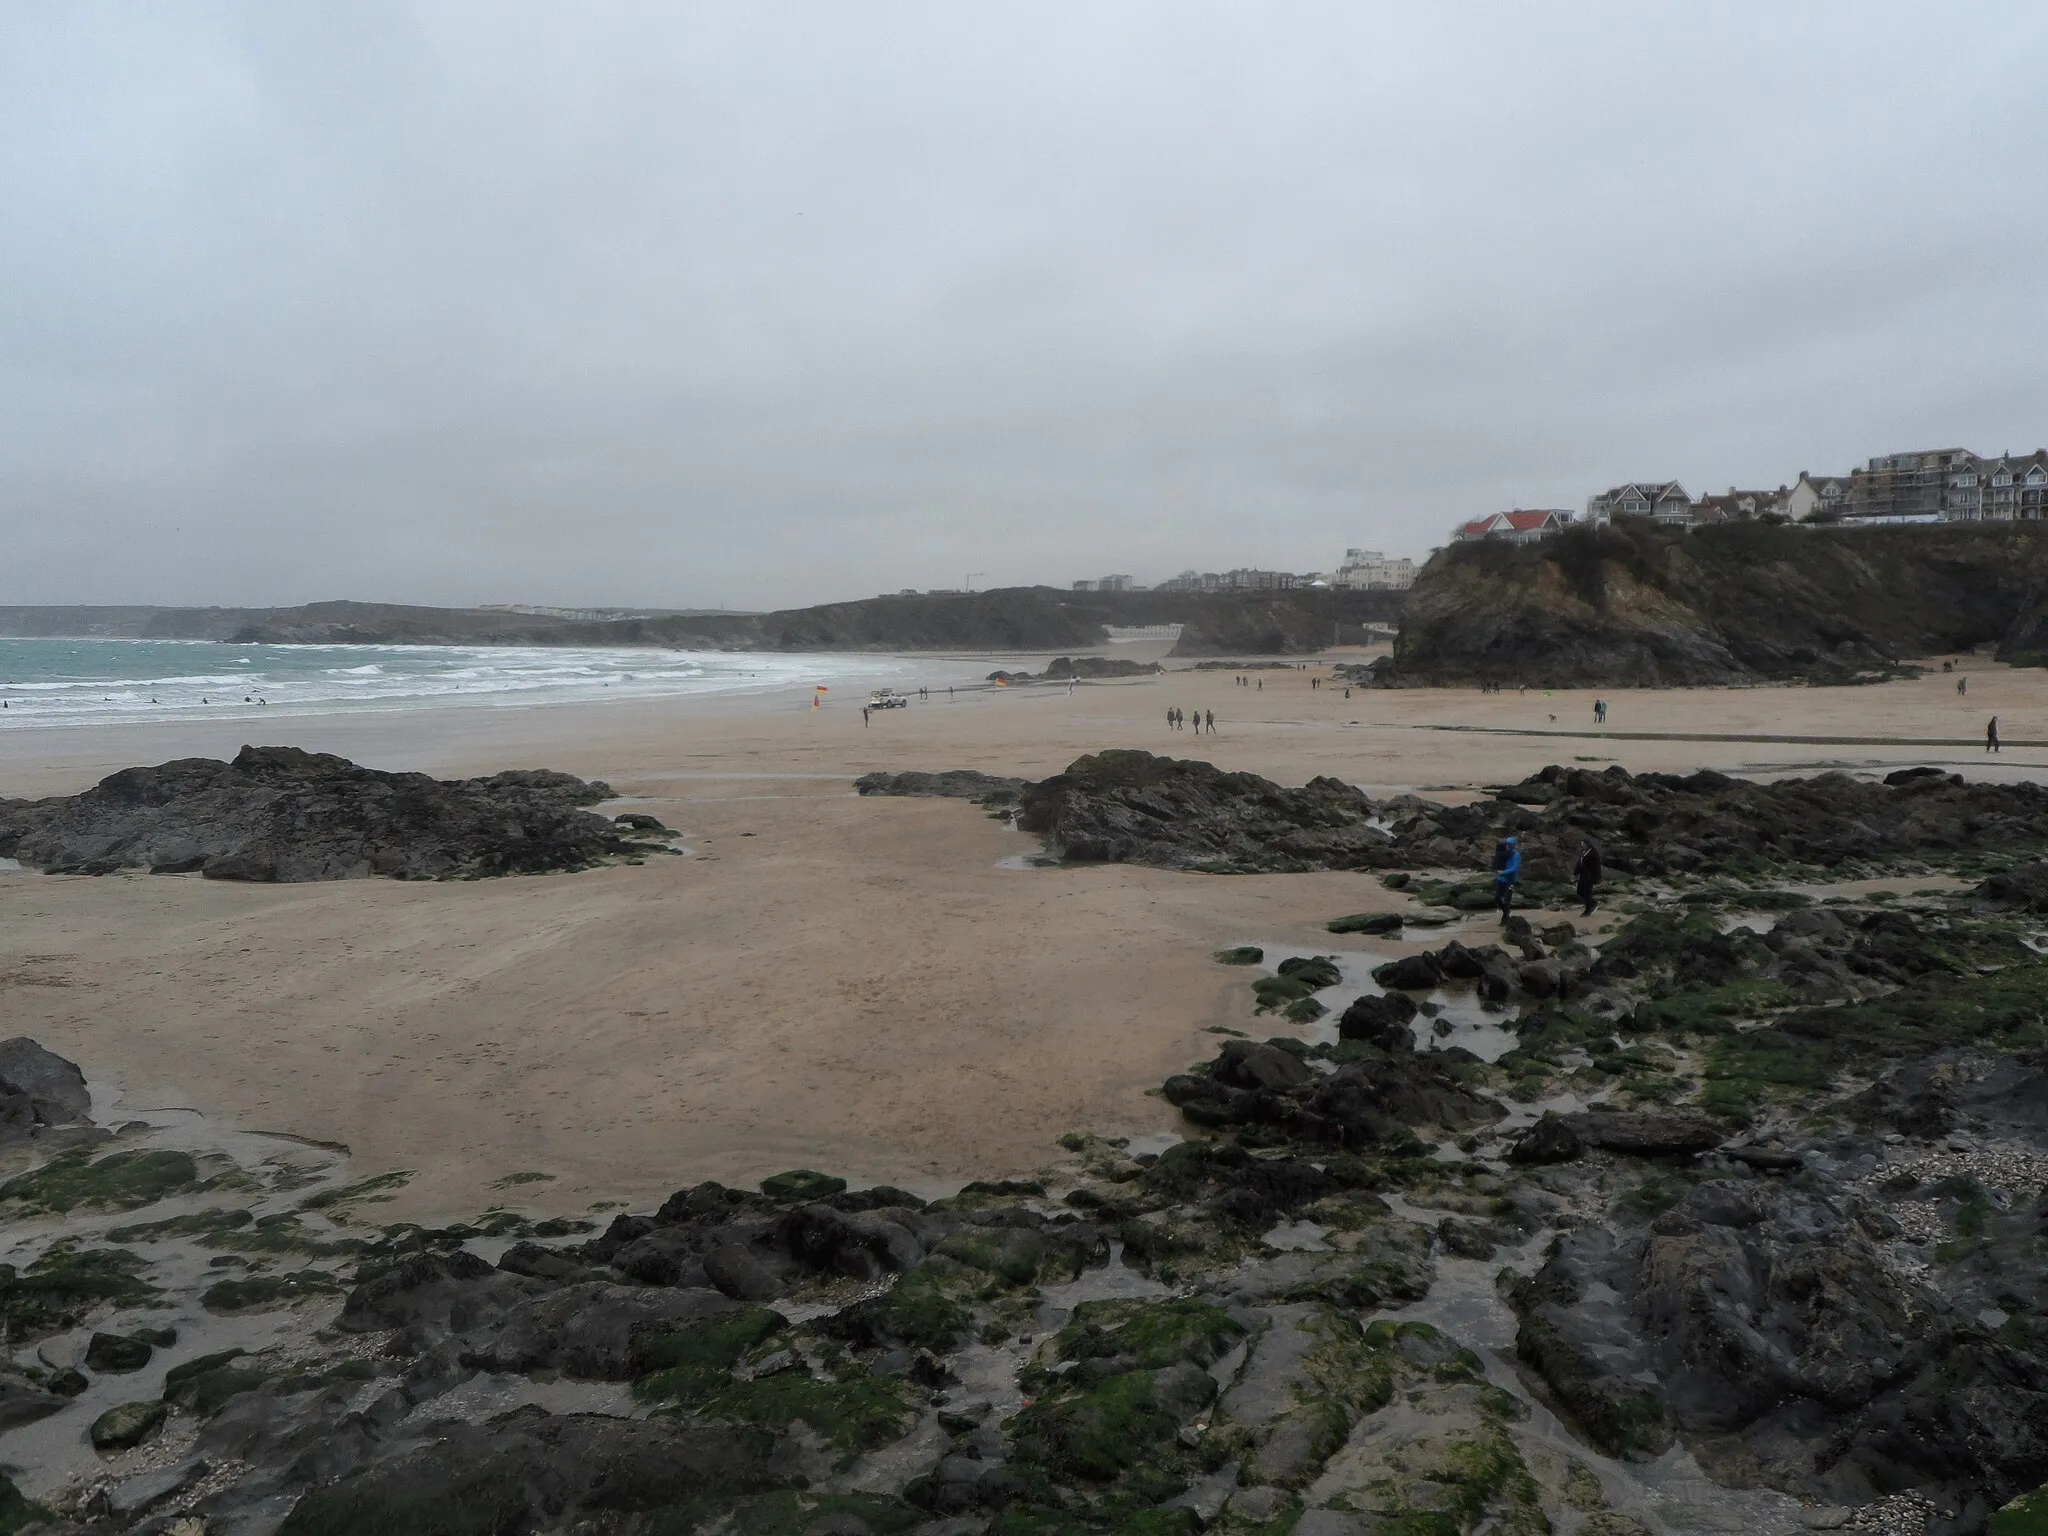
[1573,837,1602,916]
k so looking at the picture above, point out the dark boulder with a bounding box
[1276,955,1342,990]
[1509,1114,1584,1165]
[84,1331,153,1373]
[337,1250,550,1348]
[610,1228,712,1289]
[0,1039,91,1125]
[0,1369,68,1431]
[1015,751,1392,872]
[1165,1043,1501,1147]
[461,1284,744,1379]
[1211,1040,1316,1092]
[1337,992,1419,1051]
[0,746,627,881]
[776,1204,922,1279]
[1371,953,1445,991]
[1563,1110,1726,1157]
[854,770,1027,805]
[1979,861,2048,914]
[702,1244,785,1302]
[1326,912,1403,935]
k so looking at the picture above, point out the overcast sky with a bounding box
[5,4,2047,611]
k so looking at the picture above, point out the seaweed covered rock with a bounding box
[1338,991,1419,1051]
[1009,749,2048,880]
[1980,861,2048,914]
[853,769,1027,805]
[0,745,636,880]
[273,1409,783,1535]
[1016,750,1395,871]
[1163,1040,1502,1147]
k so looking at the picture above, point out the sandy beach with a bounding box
[3,648,2045,1222]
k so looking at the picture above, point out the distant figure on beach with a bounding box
[1191,711,1201,735]
[1342,687,1351,699]
[1594,698,1606,724]
[1988,716,2000,753]
[1492,835,1520,920]
[1959,676,1968,695]
[1256,679,1262,691]
[1943,660,1954,673]
[1573,837,1602,916]
[862,706,870,727]
[1205,710,1214,731]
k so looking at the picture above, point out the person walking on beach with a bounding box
[1573,837,1602,917]
[1492,835,1520,920]
[1988,716,2000,753]
[1959,675,1968,695]
[1191,710,1201,735]
[862,705,871,727]
[1205,709,1214,732]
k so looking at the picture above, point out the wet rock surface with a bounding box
[1009,749,2048,877]
[853,769,1027,805]
[0,744,649,880]
[16,761,2048,1535]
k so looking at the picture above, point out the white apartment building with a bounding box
[1330,548,1417,590]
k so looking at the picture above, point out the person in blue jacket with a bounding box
[1493,834,1521,920]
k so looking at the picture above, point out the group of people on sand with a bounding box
[1167,707,1215,734]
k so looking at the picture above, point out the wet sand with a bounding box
[2,648,2043,1220]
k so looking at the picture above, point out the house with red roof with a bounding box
[1452,509,1573,545]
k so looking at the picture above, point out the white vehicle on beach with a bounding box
[867,689,909,709]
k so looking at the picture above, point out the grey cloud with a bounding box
[5,3,2048,608]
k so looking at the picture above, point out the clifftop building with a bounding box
[1845,449,1976,521]
[1453,509,1572,544]
[1586,482,1693,526]
[1155,568,1300,592]
[1330,548,1416,590]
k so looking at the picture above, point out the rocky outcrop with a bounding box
[1016,750,1393,871]
[1162,1038,1504,1146]
[989,657,1163,682]
[1011,749,2048,878]
[0,745,645,880]
[1978,860,2048,913]
[853,769,1027,804]
[1384,519,2048,686]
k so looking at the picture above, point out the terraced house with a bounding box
[1950,450,2048,521]
[1584,481,1693,526]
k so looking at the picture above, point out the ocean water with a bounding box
[0,638,942,730]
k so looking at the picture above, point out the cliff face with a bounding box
[1386,521,2048,686]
